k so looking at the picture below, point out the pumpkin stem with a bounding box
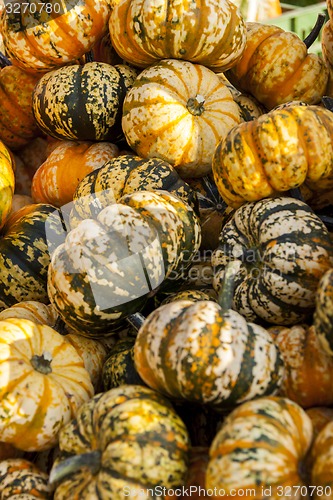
[85,50,94,63]
[303,13,326,49]
[287,187,304,201]
[217,261,239,311]
[49,450,102,485]
[0,52,12,68]
[187,95,205,116]
[127,312,146,331]
[53,316,67,335]
[30,353,53,374]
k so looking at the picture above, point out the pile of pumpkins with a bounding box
[0,0,333,497]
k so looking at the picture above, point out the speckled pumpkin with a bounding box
[226,22,329,110]
[206,396,313,497]
[32,62,138,141]
[0,300,57,326]
[0,65,41,149]
[0,458,51,498]
[212,197,333,325]
[109,0,246,71]
[314,268,333,356]
[49,385,190,498]
[0,203,64,310]
[306,407,333,439]
[102,338,145,390]
[0,0,111,72]
[0,139,15,230]
[31,140,119,207]
[134,262,284,408]
[212,105,333,209]
[0,318,94,452]
[48,190,201,336]
[310,420,333,497]
[69,154,198,225]
[122,59,241,178]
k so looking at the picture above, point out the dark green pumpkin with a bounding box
[102,338,145,390]
[32,62,138,142]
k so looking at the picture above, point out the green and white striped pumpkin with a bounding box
[212,197,333,325]
[314,268,333,356]
[32,63,138,142]
[48,190,201,336]
[0,458,51,498]
[102,338,145,391]
[49,385,190,498]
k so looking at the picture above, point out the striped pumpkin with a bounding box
[310,421,333,497]
[0,458,51,498]
[48,190,201,336]
[212,105,333,209]
[212,197,333,325]
[0,0,111,72]
[31,140,119,207]
[109,0,246,71]
[0,300,57,326]
[0,203,64,310]
[206,397,313,496]
[49,385,190,498]
[122,59,241,178]
[314,268,333,356]
[70,154,198,225]
[102,338,145,391]
[226,22,329,110]
[0,318,94,452]
[32,63,138,141]
[134,262,284,407]
[0,140,15,230]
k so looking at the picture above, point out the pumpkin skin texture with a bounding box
[31,140,119,207]
[134,275,284,408]
[310,421,333,498]
[0,0,111,73]
[102,338,145,391]
[0,318,94,452]
[212,197,333,325]
[314,268,333,356]
[32,62,138,142]
[0,300,58,326]
[70,154,198,224]
[122,59,241,178]
[0,203,64,310]
[49,385,190,499]
[226,22,329,110]
[109,0,246,72]
[306,407,333,440]
[0,65,41,150]
[206,397,313,497]
[0,458,51,498]
[212,105,333,209]
[0,140,15,230]
[47,190,201,336]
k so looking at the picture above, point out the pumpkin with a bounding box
[122,59,241,178]
[0,64,41,150]
[314,268,333,355]
[0,441,24,461]
[206,396,313,496]
[226,22,329,110]
[182,447,210,499]
[32,62,138,142]
[212,105,333,209]
[0,300,57,326]
[49,385,190,498]
[212,197,333,325]
[69,154,198,226]
[310,421,333,496]
[102,338,145,390]
[0,139,15,230]
[0,203,64,310]
[0,318,94,452]
[9,193,34,216]
[0,458,51,498]
[92,32,123,65]
[31,140,119,207]
[233,92,267,122]
[231,0,282,21]
[269,324,333,408]
[109,0,246,72]
[47,190,201,336]
[134,261,284,408]
[0,0,111,73]
[306,407,333,439]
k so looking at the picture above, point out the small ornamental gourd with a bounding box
[0,300,58,326]
[32,62,138,142]
[212,197,333,325]
[49,385,190,499]
[109,0,246,72]
[122,59,241,178]
[226,21,329,110]
[134,262,284,408]
[102,338,145,391]
[212,105,333,209]
[313,268,333,355]
[0,139,15,230]
[310,421,333,496]
[206,397,313,496]
[0,318,94,452]
[31,140,119,207]
[0,458,51,498]
[47,190,201,336]
[0,0,111,72]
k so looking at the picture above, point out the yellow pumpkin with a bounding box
[0,139,15,230]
